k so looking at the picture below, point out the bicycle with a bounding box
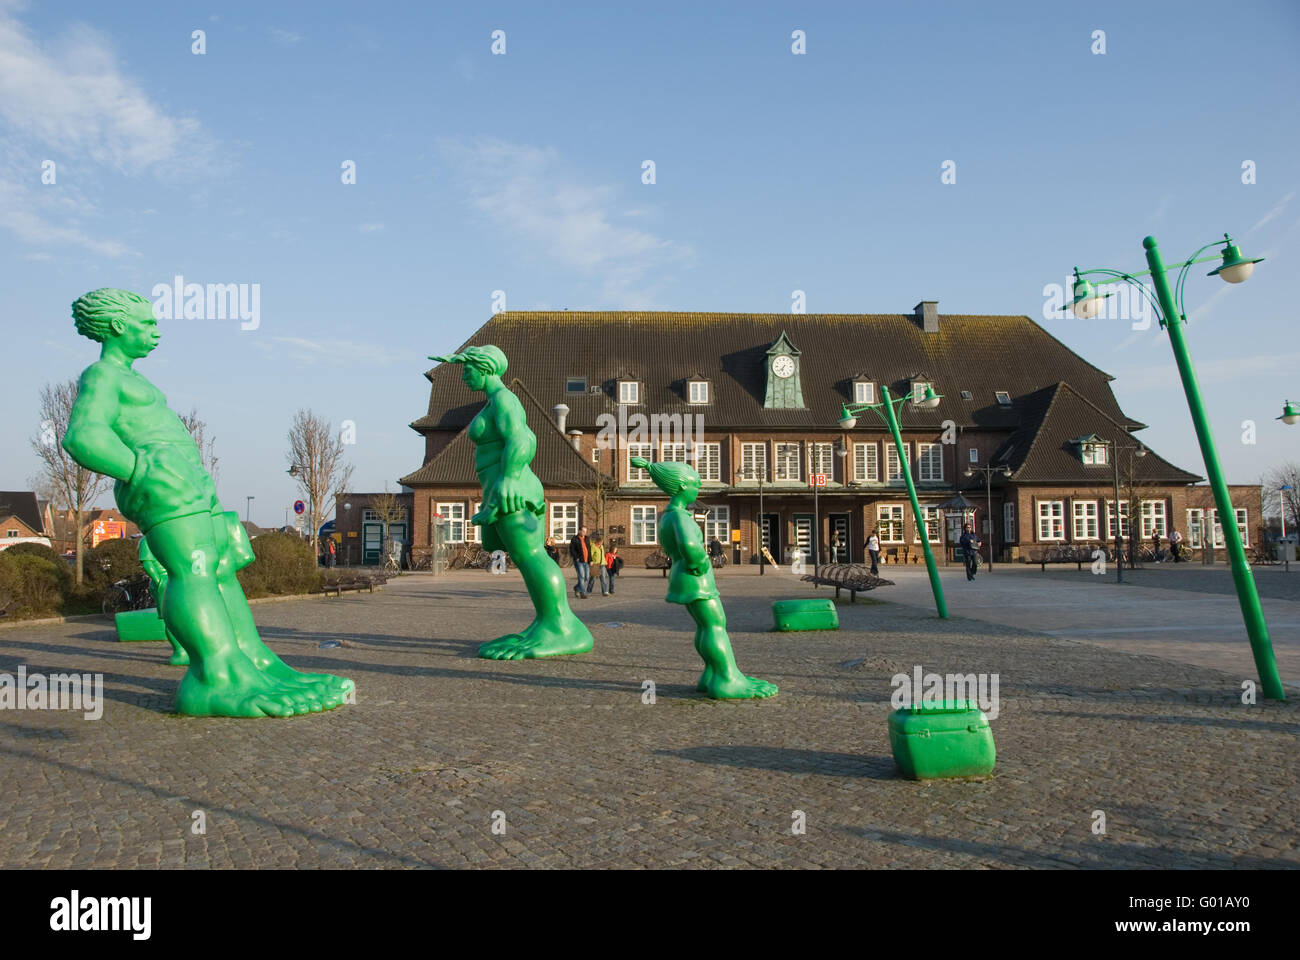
[102,575,154,616]
[709,553,728,569]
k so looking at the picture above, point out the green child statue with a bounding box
[63,288,353,717]
[430,346,594,659]
[630,456,777,700]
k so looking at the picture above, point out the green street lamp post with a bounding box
[1064,233,1284,701]
[839,384,948,618]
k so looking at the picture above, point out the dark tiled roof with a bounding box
[993,383,1200,484]
[0,491,42,533]
[412,312,1141,434]
[401,379,606,487]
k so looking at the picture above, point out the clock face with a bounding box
[772,355,795,379]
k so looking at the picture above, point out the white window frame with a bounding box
[1236,508,1249,547]
[1080,443,1108,466]
[853,381,875,404]
[969,447,979,464]
[626,443,653,482]
[877,504,904,543]
[591,448,600,463]
[631,505,657,545]
[660,442,689,464]
[1140,499,1167,539]
[694,442,720,481]
[1105,500,1131,540]
[995,391,1012,406]
[362,509,382,523]
[1072,500,1098,540]
[885,442,911,483]
[468,501,484,542]
[853,442,878,482]
[688,381,709,404]
[917,442,943,482]
[774,442,801,481]
[913,505,940,544]
[550,502,579,541]
[1037,500,1065,541]
[436,502,466,543]
[1186,508,1204,548]
[911,381,930,403]
[704,506,729,543]
[618,380,640,404]
[1003,502,1016,543]
[739,443,767,483]
[809,442,834,479]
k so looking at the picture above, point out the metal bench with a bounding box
[645,551,671,578]
[321,574,386,598]
[800,564,895,602]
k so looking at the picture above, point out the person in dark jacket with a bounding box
[544,536,560,564]
[959,523,981,581]
[568,526,591,598]
[605,546,622,594]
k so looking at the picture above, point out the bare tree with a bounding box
[286,409,354,556]
[368,487,407,530]
[178,407,219,492]
[1262,461,1300,535]
[29,380,112,583]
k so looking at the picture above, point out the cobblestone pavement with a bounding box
[875,562,1300,681]
[0,568,1296,869]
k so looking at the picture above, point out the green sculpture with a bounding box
[430,346,593,659]
[139,536,188,665]
[630,456,777,699]
[62,288,353,717]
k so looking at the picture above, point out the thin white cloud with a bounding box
[358,222,384,234]
[1109,351,1300,391]
[439,137,692,305]
[269,28,303,46]
[270,336,404,367]
[1250,192,1295,234]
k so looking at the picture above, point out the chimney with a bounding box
[567,429,583,451]
[914,301,939,333]
[553,403,570,433]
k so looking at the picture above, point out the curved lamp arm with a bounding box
[1073,267,1167,326]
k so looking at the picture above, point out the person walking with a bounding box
[568,525,591,598]
[544,536,560,564]
[590,533,609,597]
[1152,531,1163,562]
[866,529,881,575]
[326,538,336,568]
[605,545,622,594]
[959,523,981,581]
[708,536,724,564]
[1170,528,1183,563]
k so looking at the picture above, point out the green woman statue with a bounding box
[62,288,353,717]
[430,346,594,659]
[630,456,777,699]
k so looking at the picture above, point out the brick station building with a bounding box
[396,304,1261,567]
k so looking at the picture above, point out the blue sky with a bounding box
[2,0,1298,527]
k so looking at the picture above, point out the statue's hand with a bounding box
[494,476,527,515]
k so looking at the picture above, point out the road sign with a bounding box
[293,500,305,515]
[810,473,828,487]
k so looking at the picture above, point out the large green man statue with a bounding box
[630,456,777,699]
[431,346,594,659]
[63,288,353,717]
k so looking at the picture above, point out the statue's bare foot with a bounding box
[236,633,352,695]
[702,672,778,700]
[175,656,350,718]
[478,616,594,660]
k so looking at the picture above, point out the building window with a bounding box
[774,442,801,481]
[619,381,639,404]
[1037,501,1065,541]
[436,502,466,543]
[809,442,834,479]
[5,530,17,538]
[1236,508,1249,546]
[1105,500,1131,540]
[969,447,979,464]
[1081,443,1108,465]
[694,442,720,481]
[877,505,904,543]
[467,501,484,542]
[911,381,931,403]
[704,506,729,542]
[995,391,1012,406]
[627,443,653,482]
[853,442,878,482]
[550,502,579,540]
[1186,508,1204,548]
[853,381,875,404]
[960,390,973,401]
[660,442,689,463]
[631,505,657,544]
[917,442,943,481]
[688,381,709,404]
[885,442,910,483]
[1141,499,1167,539]
[1003,502,1016,543]
[565,377,586,394]
[1073,500,1099,540]
[362,509,382,523]
[592,448,600,463]
[913,506,940,543]
[739,443,767,482]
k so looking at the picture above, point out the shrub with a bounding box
[0,552,65,619]
[1,542,72,595]
[237,532,322,599]
[84,537,144,593]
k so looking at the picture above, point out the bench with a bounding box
[321,574,387,597]
[800,564,895,602]
[1027,549,1089,571]
[645,551,671,578]
[880,547,919,565]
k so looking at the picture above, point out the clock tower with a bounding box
[763,331,805,409]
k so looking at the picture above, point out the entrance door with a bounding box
[362,522,383,565]
[761,513,781,564]
[792,513,813,563]
[828,513,850,562]
[388,522,407,566]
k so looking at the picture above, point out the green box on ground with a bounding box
[772,598,839,632]
[888,700,996,780]
[115,607,167,642]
